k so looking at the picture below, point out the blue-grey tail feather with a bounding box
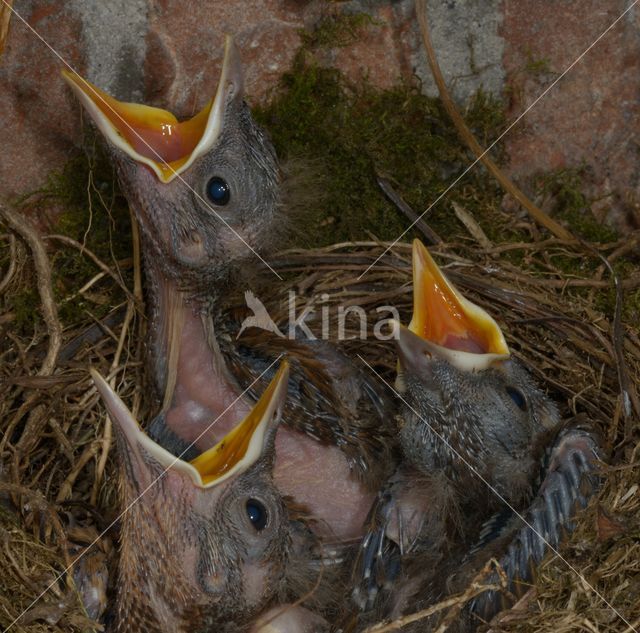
[468,427,601,622]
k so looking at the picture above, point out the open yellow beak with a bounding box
[90,360,289,489]
[190,362,289,485]
[62,35,243,184]
[404,239,509,372]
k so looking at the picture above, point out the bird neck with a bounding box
[114,481,203,632]
[144,256,251,451]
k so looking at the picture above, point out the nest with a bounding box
[268,236,640,631]
[1,190,639,630]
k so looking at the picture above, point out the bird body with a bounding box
[369,424,601,632]
[63,37,395,558]
[352,240,599,629]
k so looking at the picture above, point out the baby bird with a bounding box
[91,362,330,633]
[64,37,396,546]
[352,240,600,628]
[351,424,601,632]
[396,239,559,510]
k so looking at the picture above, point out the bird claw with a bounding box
[351,491,404,612]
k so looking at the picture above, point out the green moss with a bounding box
[5,138,132,333]
[255,51,509,246]
[299,12,379,50]
[624,288,640,324]
[10,288,41,333]
[523,51,553,77]
[534,167,618,243]
[593,259,640,319]
[524,168,640,319]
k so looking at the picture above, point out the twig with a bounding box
[44,234,136,303]
[376,174,443,245]
[362,578,500,632]
[586,247,640,421]
[0,482,68,551]
[415,0,576,243]
[0,205,61,375]
[57,441,101,503]
[0,233,17,293]
[57,306,127,362]
[451,201,493,250]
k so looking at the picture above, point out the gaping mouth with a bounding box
[62,35,243,184]
[90,361,289,488]
[398,240,510,373]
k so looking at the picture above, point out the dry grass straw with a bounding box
[0,0,13,57]
[0,200,146,631]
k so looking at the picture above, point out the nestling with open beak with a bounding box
[63,37,396,547]
[396,239,559,504]
[91,362,330,633]
[351,240,600,629]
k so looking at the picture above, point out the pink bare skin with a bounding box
[250,605,329,632]
[161,304,374,543]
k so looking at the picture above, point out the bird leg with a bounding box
[351,469,457,613]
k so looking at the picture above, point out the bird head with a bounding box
[91,362,292,631]
[63,36,281,292]
[393,240,558,493]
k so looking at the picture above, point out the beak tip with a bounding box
[60,69,77,89]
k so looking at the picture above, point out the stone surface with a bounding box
[0,0,84,219]
[501,0,640,229]
[142,0,308,114]
[313,0,505,100]
[0,0,638,230]
[69,0,148,100]
[406,0,505,102]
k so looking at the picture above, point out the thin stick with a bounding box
[376,174,443,245]
[0,233,17,293]
[415,0,575,242]
[0,205,61,376]
[362,580,500,632]
[0,0,12,55]
[44,234,136,302]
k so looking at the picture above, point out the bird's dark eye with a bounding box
[506,386,527,411]
[246,499,268,531]
[206,177,230,205]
